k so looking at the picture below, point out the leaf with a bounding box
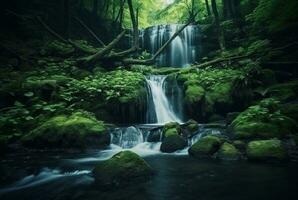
[25,116,34,121]
[24,92,34,97]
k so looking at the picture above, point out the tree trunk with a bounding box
[211,0,225,51]
[63,0,70,38]
[205,0,211,16]
[127,0,139,50]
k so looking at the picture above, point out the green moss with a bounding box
[233,140,246,151]
[185,85,205,103]
[247,139,288,161]
[163,122,181,138]
[233,122,281,139]
[164,128,179,138]
[21,111,109,149]
[185,119,199,133]
[93,151,153,186]
[188,135,221,158]
[207,82,233,105]
[160,135,187,153]
[217,142,241,160]
[231,98,296,139]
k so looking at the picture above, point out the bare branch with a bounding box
[74,17,106,47]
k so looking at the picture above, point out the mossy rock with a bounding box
[188,135,221,158]
[246,139,288,161]
[185,119,199,133]
[233,140,246,151]
[163,122,181,138]
[93,151,153,187]
[163,128,179,138]
[217,142,241,160]
[185,85,205,103]
[231,98,296,139]
[233,122,281,139]
[160,135,187,153]
[21,112,109,149]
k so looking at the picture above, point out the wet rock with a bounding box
[232,140,246,151]
[185,119,199,133]
[188,135,221,158]
[93,151,153,187]
[217,142,241,160]
[160,135,187,153]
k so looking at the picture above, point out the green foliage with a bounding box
[61,70,146,106]
[232,98,297,139]
[248,0,298,32]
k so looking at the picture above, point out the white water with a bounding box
[0,168,92,193]
[146,75,182,124]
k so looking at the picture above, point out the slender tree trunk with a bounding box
[211,0,225,51]
[205,0,211,16]
[63,0,70,38]
[127,0,139,49]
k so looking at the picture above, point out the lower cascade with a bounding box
[109,124,225,155]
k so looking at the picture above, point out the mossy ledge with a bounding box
[21,111,110,150]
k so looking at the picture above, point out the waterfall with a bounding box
[145,75,182,124]
[140,24,201,67]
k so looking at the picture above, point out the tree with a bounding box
[211,0,225,51]
[205,0,211,16]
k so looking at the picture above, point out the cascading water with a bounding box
[145,75,182,124]
[140,24,201,67]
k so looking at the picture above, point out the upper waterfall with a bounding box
[140,24,201,67]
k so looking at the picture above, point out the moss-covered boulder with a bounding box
[185,119,199,133]
[93,151,153,187]
[217,142,241,160]
[21,112,110,149]
[188,135,221,158]
[160,135,187,153]
[233,140,246,151]
[246,139,288,161]
[163,122,181,138]
[231,98,296,139]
